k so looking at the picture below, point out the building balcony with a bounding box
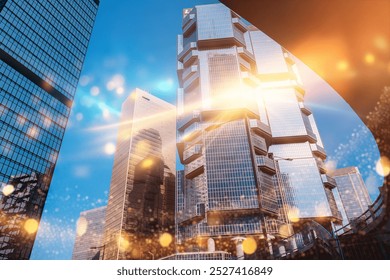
[177,61,184,73]
[306,130,317,143]
[251,133,267,155]
[182,50,198,67]
[237,46,255,62]
[241,71,260,87]
[311,143,327,159]
[299,102,312,116]
[178,110,201,131]
[182,65,198,81]
[183,144,202,164]
[183,15,196,37]
[321,174,337,189]
[178,42,197,62]
[249,119,272,138]
[232,17,248,32]
[256,155,276,174]
[180,122,201,143]
[185,157,204,179]
[183,70,199,89]
[178,203,205,226]
[182,12,195,28]
[315,158,327,174]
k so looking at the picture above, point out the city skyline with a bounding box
[18,0,383,259]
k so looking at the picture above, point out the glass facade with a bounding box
[103,89,176,260]
[332,167,372,223]
[72,206,106,260]
[177,4,341,258]
[0,0,99,259]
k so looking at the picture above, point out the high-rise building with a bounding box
[0,0,99,259]
[176,3,341,257]
[72,206,106,260]
[331,167,372,224]
[103,89,176,260]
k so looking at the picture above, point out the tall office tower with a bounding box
[72,206,106,260]
[103,89,176,260]
[176,3,341,257]
[0,0,99,259]
[331,167,372,224]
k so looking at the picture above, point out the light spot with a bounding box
[76,217,88,236]
[242,237,257,254]
[159,233,173,247]
[287,207,300,223]
[365,53,375,64]
[2,184,15,196]
[106,74,125,91]
[104,143,116,155]
[336,61,349,71]
[27,126,40,139]
[118,236,130,251]
[116,87,124,95]
[279,224,292,238]
[102,108,110,119]
[141,159,154,169]
[24,219,39,234]
[376,156,390,176]
[90,86,100,96]
[76,113,83,121]
[79,76,91,86]
[374,36,388,50]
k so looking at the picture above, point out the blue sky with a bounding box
[30,0,382,259]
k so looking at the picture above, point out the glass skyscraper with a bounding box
[72,206,106,260]
[176,3,341,257]
[103,89,176,260]
[332,167,372,224]
[0,0,99,259]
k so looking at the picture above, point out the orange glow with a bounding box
[141,159,154,169]
[118,236,130,251]
[376,156,390,177]
[159,233,173,247]
[2,184,15,196]
[337,60,349,71]
[24,219,39,234]
[287,207,300,223]
[242,237,257,254]
[364,53,375,64]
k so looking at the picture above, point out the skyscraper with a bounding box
[176,3,340,257]
[103,89,176,260]
[72,206,106,260]
[332,167,372,224]
[0,0,99,259]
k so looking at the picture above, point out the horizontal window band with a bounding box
[0,48,72,108]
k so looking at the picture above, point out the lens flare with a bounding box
[118,236,130,251]
[242,237,257,254]
[159,233,173,247]
[2,184,15,196]
[24,219,39,234]
[287,207,300,223]
[364,53,375,64]
[376,156,390,177]
[104,143,116,155]
[76,217,88,236]
[141,159,154,169]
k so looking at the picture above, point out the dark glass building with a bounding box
[0,0,99,259]
[103,89,176,260]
